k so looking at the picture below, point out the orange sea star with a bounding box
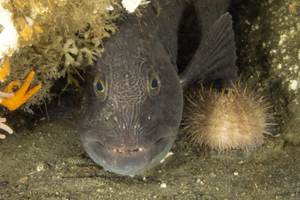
[0,71,42,111]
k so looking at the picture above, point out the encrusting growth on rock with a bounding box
[0,0,120,110]
[181,81,276,152]
[0,59,10,82]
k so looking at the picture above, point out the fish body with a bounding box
[72,0,237,175]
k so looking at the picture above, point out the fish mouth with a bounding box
[83,136,175,176]
[110,147,146,154]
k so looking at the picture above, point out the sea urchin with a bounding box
[181,82,275,152]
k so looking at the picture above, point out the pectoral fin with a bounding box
[180,13,237,89]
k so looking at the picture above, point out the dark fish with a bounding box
[72,0,237,175]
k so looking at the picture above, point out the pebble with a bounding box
[209,173,217,179]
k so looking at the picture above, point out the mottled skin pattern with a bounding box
[72,0,235,175]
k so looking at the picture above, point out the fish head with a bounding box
[73,33,183,175]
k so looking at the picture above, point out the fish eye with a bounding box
[93,75,106,101]
[149,71,160,96]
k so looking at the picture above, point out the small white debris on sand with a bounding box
[159,151,174,163]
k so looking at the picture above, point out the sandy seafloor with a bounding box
[1,0,300,199]
[0,118,299,199]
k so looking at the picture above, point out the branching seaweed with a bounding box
[0,0,120,111]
